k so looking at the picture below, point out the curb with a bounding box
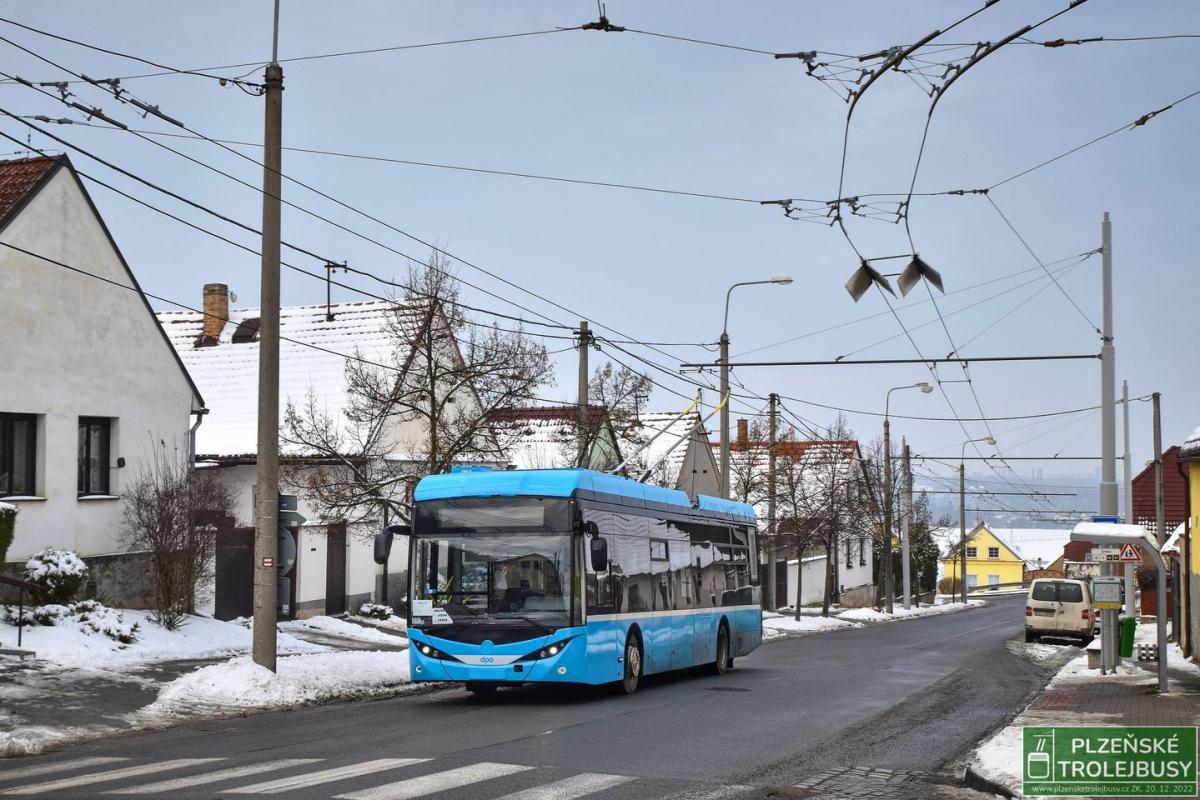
[962,764,1017,798]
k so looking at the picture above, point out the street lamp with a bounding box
[959,435,996,603]
[719,275,793,499]
[883,382,933,612]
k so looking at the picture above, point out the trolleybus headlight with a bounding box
[416,643,457,661]
[521,637,573,661]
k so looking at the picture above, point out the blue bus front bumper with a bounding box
[409,627,589,685]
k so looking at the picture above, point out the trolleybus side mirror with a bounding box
[374,524,410,565]
[589,535,609,573]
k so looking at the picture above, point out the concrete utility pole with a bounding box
[1099,213,1118,517]
[1122,380,1135,618]
[766,392,778,610]
[252,1,283,672]
[959,463,967,604]
[576,321,591,467]
[719,330,730,499]
[901,439,912,609]
[882,415,894,614]
[1153,393,1168,693]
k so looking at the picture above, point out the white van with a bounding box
[1025,578,1094,644]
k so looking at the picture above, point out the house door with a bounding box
[325,522,347,615]
[214,527,254,621]
[775,562,788,610]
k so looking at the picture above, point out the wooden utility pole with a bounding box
[252,1,284,671]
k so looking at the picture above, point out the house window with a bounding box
[77,417,111,496]
[859,537,866,566]
[988,546,1000,559]
[845,537,852,563]
[965,546,978,559]
[0,413,36,496]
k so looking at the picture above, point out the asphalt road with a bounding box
[0,596,1048,799]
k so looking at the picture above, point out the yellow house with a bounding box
[1181,430,1200,657]
[940,522,1025,590]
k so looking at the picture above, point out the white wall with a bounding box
[0,166,199,561]
[786,556,829,607]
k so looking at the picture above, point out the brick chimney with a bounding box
[736,418,749,449]
[200,283,228,345]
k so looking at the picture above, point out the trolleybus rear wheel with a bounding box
[621,632,642,695]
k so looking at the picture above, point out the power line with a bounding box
[985,194,1100,333]
[0,16,579,84]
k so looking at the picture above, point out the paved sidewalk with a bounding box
[970,633,1200,797]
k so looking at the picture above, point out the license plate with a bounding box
[1034,609,1055,617]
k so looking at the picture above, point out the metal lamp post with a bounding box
[959,435,996,603]
[883,383,932,612]
[719,275,793,499]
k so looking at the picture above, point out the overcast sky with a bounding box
[6,1,1198,508]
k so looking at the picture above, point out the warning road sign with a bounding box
[1119,543,1142,562]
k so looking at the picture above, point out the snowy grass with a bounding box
[0,612,323,667]
[280,615,408,647]
[762,614,857,636]
[144,650,415,716]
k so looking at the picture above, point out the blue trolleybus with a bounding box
[402,467,762,695]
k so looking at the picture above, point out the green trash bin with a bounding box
[1119,616,1137,658]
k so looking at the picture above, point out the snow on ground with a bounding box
[0,612,323,668]
[344,613,408,634]
[279,615,408,647]
[762,614,858,635]
[144,650,415,716]
[838,599,985,623]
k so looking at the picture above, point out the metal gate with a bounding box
[325,522,347,615]
[214,527,254,621]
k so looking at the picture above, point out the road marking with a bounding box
[335,762,534,800]
[0,757,128,783]
[0,759,223,795]
[225,759,427,794]
[490,772,634,800]
[104,759,323,794]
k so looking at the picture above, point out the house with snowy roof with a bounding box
[156,284,475,619]
[619,410,721,498]
[0,154,204,607]
[936,523,1072,590]
[713,418,877,609]
[489,405,621,471]
[1177,424,1200,659]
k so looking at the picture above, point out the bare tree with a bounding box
[121,443,235,612]
[772,417,870,618]
[283,252,553,529]
[555,361,651,471]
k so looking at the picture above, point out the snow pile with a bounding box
[762,613,858,635]
[4,600,140,644]
[0,611,323,667]
[146,650,413,715]
[280,615,408,647]
[357,602,393,620]
[839,599,985,623]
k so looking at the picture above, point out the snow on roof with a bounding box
[495,412,576,470]
[1162,522,1186,555]
[156,299,425,457]
[620,410,707,482]
[934,523,1070,567]
[1182,425,1200,459]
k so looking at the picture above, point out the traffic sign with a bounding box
[1119,542,1142,562]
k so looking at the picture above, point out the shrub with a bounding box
[0,502,16,565]
[356,602,393,620]
[937,576,963,596]
[24,548,87,605]
[149,607,189,631]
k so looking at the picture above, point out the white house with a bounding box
[155,287,467,618]
[716,420,877,609]
[0,155,204,605]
